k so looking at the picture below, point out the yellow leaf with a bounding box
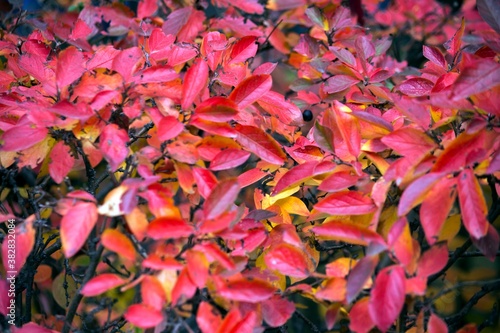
[274,196,309,216]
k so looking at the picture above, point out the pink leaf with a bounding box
[81,274,126,297]
[182,58,209,109]
[369,265,406,332]
[56,46,85,89]
[398,172,446,216]
[124,304,163,328]
[210,149,251,171]
[234,124,286,165]
[61,202,98,258]
[229,74,272,108]
[0,125,48,152]
[324,75,359,94]
[99,124,129,171]
[315,191,377,215]
[457,169,489,239]
[49,141,75,184]
[157,116,184,141]
[204,178,240,219]
[311,221,385,246]
[399,78,435,97]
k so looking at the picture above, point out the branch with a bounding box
[445,280,500,329]
[62,218,117,333]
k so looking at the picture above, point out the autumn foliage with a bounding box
[0,0,499,332]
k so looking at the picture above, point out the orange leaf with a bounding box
[101,229,136,261]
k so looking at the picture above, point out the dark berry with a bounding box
[302,109,313,122]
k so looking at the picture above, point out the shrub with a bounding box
[0,0,499,332]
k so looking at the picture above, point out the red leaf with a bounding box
[423,46,447,69]
[381,127,437,160]
[264,243,311,278]
[124,304,163,328]
[457,169,489,239]
[101,229,136,261]
[262,296,295,327]
[238,168,269,188]
[432,130,484,173]
[147,217,194,239]
[349,298,375,333]
[61,202,98,258]
[234,124,286,165]
[210,149,251,171]
[197,302,222,333]
[315,191,377,216]
[272,161,320,195]
[81,274,126,297]
[157,116,184,141]
[142,254,184,271]
[56,46,85,89]
[99,124,129,171]
[182,58,209,109]
[192,167,218,198]
[256,91,304,126]
[418,242,448,278]
[428,313,448,333]
[398,172,446,216]
[195,97,239,122]
[450,56,500,100]
[86,45,120,70]
[311,221,385,246]
[399,78,435,97]
[332,101,361,158]
[112,47,143,82]
[171,267,197,305]
[148,28,175,62]
[217,278,275,303]
[0,125,48,152]
[324,75,359,94]
[49,141,75,184]
[229,74,272,108]
[369,265,406,332]
[137,0,158,19]
[444,19,464,57]
[318,171,360,192]
[204,178,240,219]
[420,177,457,245]
[229,36,258,64]
[218,309,257,333]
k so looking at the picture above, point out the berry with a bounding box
[302,109,313,122]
